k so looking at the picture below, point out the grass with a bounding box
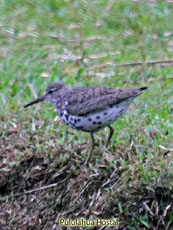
[0,0,173,229]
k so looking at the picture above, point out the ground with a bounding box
[0,0,173,229]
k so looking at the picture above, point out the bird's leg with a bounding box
[63,127,69,144]
[106,125,114,147]
[84,132,95,165]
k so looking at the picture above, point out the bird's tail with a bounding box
[136,86,148,95]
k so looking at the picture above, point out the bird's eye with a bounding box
[48,89,54,94]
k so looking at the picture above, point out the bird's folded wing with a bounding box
[65,87,143,116]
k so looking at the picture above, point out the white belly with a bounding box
[60,98,133,132]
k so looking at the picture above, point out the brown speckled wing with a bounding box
[64,86,147,116]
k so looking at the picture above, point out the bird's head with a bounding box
[24,82,68,108]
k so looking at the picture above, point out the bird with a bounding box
[24,83,148,165]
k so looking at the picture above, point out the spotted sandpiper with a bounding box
[24,83,147,164]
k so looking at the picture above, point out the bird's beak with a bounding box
[24,96,45,108]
